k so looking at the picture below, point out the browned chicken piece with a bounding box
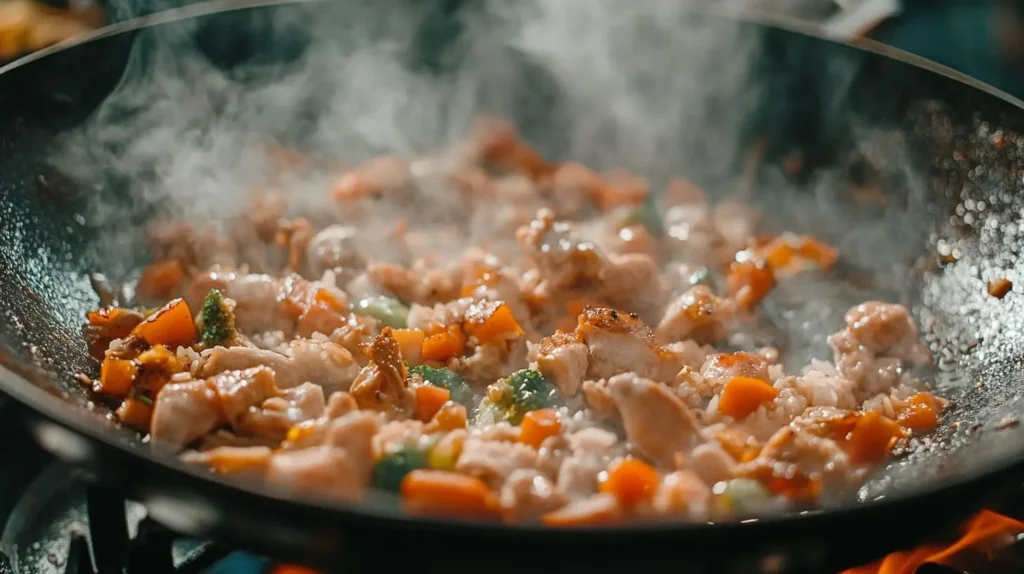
[828,302,931,398]
[533,332,589,397]
[202,339,360,393]
[750,423,855,483]
[208,366,280,427]
[606,373,705,466]
[235,382,326,441]
[651,470,712,517]
[82,308,144,360]
[699,351,771,391]
[454,437,539,489]
[499,469,568,523]
[516,208,604,292]
[547,162,604,218]
[322,410,381,469]
[367,260,460,306]
[150,379,225,447]
[350,328,413,415]
[305,225,368,279]
[656,285,734,345]
[180,446,273,480]
[598,253,668,323]
[575,307,683,383]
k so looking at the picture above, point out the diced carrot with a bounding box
[715,428,761,463]
[415,386,451,422]
[718,376,779,419]
[726,258,775,310]
[519,408,562,448]
[97,357,138,398]
[796,236,838,270]
[599,458,659,507]
[392,328,425,366]
[131,298,197,349]
[400,470,497,519]
[541,493,623,527]
[314,288,349,314]
[761,235,837,275]
[463,301,524,344]
[897,392,941,433]
[421,325,466,362]
[846,411,906,464]
[428,402,468,432]
[137,260,185,302]
[116,397,152,432]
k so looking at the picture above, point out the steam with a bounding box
[52,0,936,359]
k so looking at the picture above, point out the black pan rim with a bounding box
[2,0,1024,538]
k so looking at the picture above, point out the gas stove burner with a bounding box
[0,462,237,574]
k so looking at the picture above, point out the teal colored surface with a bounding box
[870,2,1024,97]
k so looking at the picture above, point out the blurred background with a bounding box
[3,0,1024,98]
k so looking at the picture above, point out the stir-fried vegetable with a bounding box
[97,357,138,398]
[408,365,473,406]
[200,289,237,347]
[428,432,465,470]
[353,295,409,329]
[132,298,197,348]
[392,328,425,365]
[414,385,451,422]
[714,478,774,514]
[372,447,427,492]
[400,470,496,519]
[519,408,561,448]
[480,369,558,424]
[463,301,524,344]
[600,458,659,507]
[717,376,779,419]
[421,325,465,362]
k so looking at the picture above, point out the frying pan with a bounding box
[3,1,1024,572]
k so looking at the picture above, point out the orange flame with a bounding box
[843,510,1024,574]
[269,566,321,574]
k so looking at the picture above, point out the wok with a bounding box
[3,1,1024,572]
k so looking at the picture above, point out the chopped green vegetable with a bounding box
[714,478,773,514]
[480,369,558,424]
[200,289,236,347]
[408,365,473,406]
[687,266,714,289]
[353,296,409,329]
[372,447,427,492]
[622,198,664,237]
[134,394,153,406]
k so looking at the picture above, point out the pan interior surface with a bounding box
[2,0,1024,531]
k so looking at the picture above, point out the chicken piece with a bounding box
[687,442,738,485]
[533,332,589,397]
[202,339,360,393]
[753,424,855,483]
[406,297,475,331]
[651,470,712,518]
[555,427,622,500]
[661,203,720,265]
[841,302,931,364]
[207,366,280,427]
[305,225,368,279]
[598,253,668,323]
[265,446,368,501]
[450,340,521,387]
[326,391,359,418]
[367,260,460,306]
[575,307,683,383]
[499,469,568,523]
[828,302,932,397]
[350,328,413,416]
[656,285,734,345]
[323,410,381,470]
[536,434,570,479]
[236,382,326,441]
[580,379,619,421]
[547,162,603,218]
[699,351,771,391]
[150,379,225,447]
[606,373,704,465]
[516,208,604,291]
[455,437,539,489]
[332,155,414,202]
